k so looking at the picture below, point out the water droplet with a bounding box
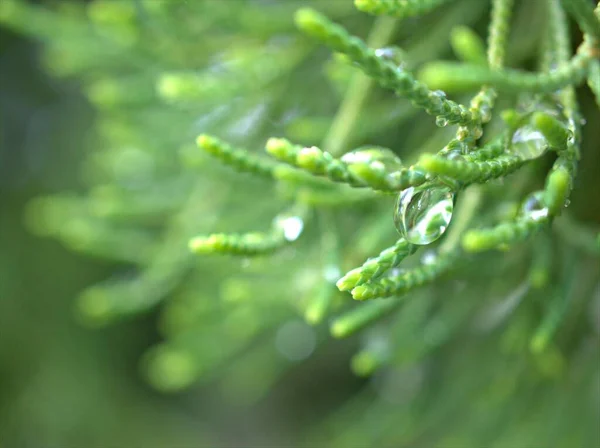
[435,116,448,127]
[375,46,405,68]
[341,146,403,172]
[445,150,466,161]
[273,214,304,241]
[479,104,492,123]
[520,191,548,221]
[432,90,446,99]
[394,184,455,245]
[510,125,548,161]
[457,127,469,141]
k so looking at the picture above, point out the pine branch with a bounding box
[266,137,426,191]
[294,8,477,127]
[336,238,417,291]
[354,0,454,18]
[350,250,458,300]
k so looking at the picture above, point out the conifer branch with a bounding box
[561,0,600,42]
[189,210,306,256]
[322,16,397,156]
[350,250,458,300]
[418,151,524,184]
[189,232,289,256]
[336,238,417,291]
[462,213,549,252]
[354,0,454,18]
[330,297,401,338]
[266,137,426,192]
[450,26,487,66]
[419,50,593,93]
[294,8,477,127]
[197,134,279,178]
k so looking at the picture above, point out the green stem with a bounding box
[440,186,482,253]
[322,16,397,156]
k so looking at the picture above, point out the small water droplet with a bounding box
[521,191,548,221]
[445,150,466,161]
[510,125,548,160]
[432,90,446,99]
[564,199,571,208]
[273,214,304,241]
[375,46,405,68]
[394,184,455,245]
[435,116,449,127]
[457,127,469,141]
[341,146,403,172]
[479,104,492,122]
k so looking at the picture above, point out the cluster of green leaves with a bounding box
[2,0,599,445]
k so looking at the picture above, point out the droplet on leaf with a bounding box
[510,124,548,161]
[435,116,449,127]
[520,191,548,221]
[431,90,446,99]
[273,214,304,241]
[394,185,455,245]
[341,146,403,172]
[374,46,405,68]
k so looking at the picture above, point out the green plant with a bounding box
[1,0,599,445]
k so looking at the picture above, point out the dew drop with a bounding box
[510,124,548,161]
[341,146,403,172]
[374,46,405,68]
[457,127,470,141]
[435,116,449,127]
[394,184,455,245]
[520,191,548,221]
[479,104,492,123]
[273,214,304,241]
[445,150,466,161]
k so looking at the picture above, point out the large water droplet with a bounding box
[273,214,304,241]
[520,191,548,221]
[394,185,455,245]
[341,146,403,172]
[510,124,548,161]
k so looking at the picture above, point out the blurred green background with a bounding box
[1,0,599,447]
[0,7,363,446]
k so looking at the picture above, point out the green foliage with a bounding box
[1,0,599,445]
